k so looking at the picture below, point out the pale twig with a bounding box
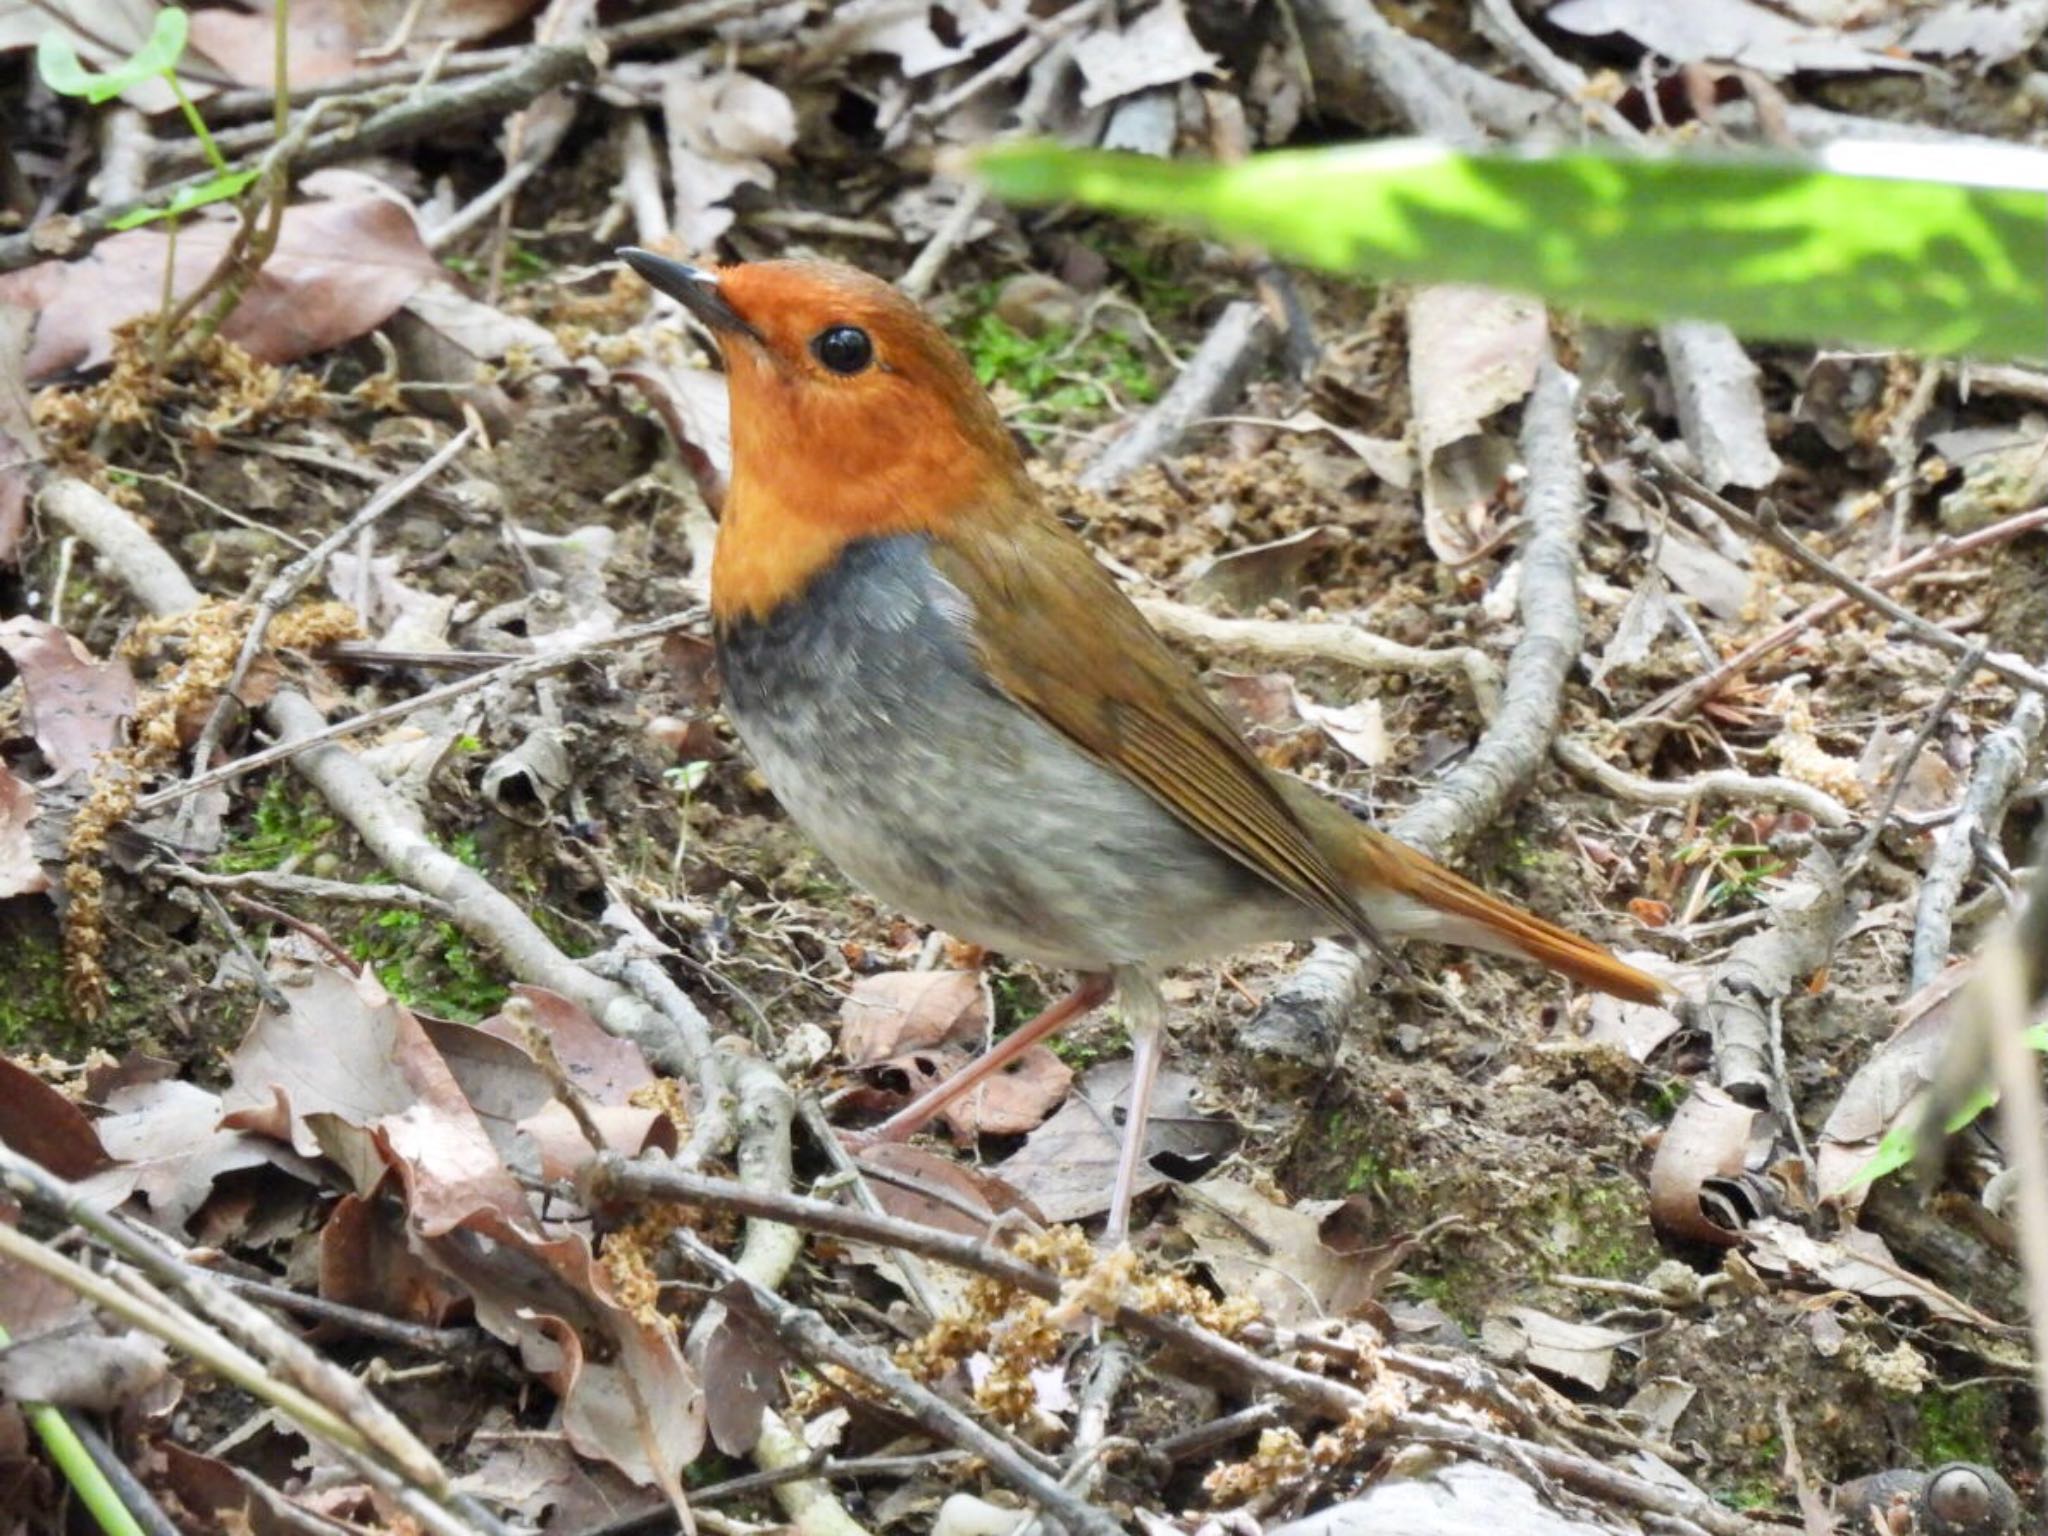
[1909,668,2048,991]
[0,1162,494,1536]
[1137,596,1502,718]
[164,864,456,920]
[1245,358,1593,1070]
[1554,736,1852,828]
[1079,302,1273,492]
[2,46,598,271]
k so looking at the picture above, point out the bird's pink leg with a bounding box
[862,971,1116,1144]
[1103,968,1164,1248]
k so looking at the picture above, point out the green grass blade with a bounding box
[973,139,2048,361]
[0,1324,147,1536]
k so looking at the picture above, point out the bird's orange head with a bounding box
[622,252,1030,626]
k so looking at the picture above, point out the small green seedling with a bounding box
[1844,1020,2048,1189]
[37,7,258,229]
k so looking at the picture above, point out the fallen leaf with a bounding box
[188,0,361,87]
[1181,1177,1405,1326]
[1657,321,1782,493]
[1274,411,1414,488]
[0,766,45,899]
[456,1407,660,1527]
[1545,0,1929,76]
[1654,526,1753,621]
[1745,1217,1983,1325]
[224,951,704,1485]
[1185,526,1342,608]
[79,1077,322,1231]
[1480,1305,1641,1392]
[1292,690,1388,767]
[0,1057,110,1180]
[691,1279,783,1456]
[0,618,135,781]
[1268,1460,1622,1535]
[1,195,440,381]
[996,1059,1235,1223]
[809,0,1030,77]
[1814,967,1994,1213]
[1073,0,1219,107]
[0,1330,169,1412]
[863,1042,1073,1139]
[657,61,796,247]
[839,971,990,1065]
[1407,286,1546,564]
[1647,1081,1768,1246]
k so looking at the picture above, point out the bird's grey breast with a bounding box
[715,534,1309,968]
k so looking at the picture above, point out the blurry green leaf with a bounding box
[108,168,260,230]
[1844,1021,2048,1189]
[37,6,190,104]
[973,138,2048,361]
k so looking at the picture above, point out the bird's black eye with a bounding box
[811,324,874,376]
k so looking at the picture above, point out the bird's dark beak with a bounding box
[618,249,761,343]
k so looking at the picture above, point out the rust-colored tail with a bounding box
[1283,783,1668,1006]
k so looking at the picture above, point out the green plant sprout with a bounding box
[37,7,258,229]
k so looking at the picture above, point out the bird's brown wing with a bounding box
[929,508,1380,946]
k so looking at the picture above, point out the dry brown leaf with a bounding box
[78,1077,323,1231]
[1744,1217,1984,1325]
[1185,526,1342,608]
[0,1329,170,1412]
[864,1041,1072,1139]
[839,970,990,1065]
[995,1059,1234,1222]
[1545,0,1929,76]
[1647,1081,1765,1246]
[222,953,704,1485]
[1181,1176,1405,1326]
[318,1193,468,1326]
[455,1406,661,1527]
[809,0,1030,77]
[1268,1461,1625,1535]
[0,619,136,781]
[656,60,797,247]
[1,195,439,380]
[1480,1305,1641,1392]
[0,1056,110,1180]
[1406,286,1546,564]
[0,765,45,899]
[188,0,361,87]
[1073,0,1218,107]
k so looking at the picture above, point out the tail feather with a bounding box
[1283,781,1669,1005]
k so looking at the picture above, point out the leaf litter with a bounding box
[0,0,2044,1527]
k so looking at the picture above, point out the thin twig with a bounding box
[132,609,704,814]
[1909,666,2048,990]
[1554,736,1852,828]
[605,1160,1773,1536]
[1846,645,1982,874]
